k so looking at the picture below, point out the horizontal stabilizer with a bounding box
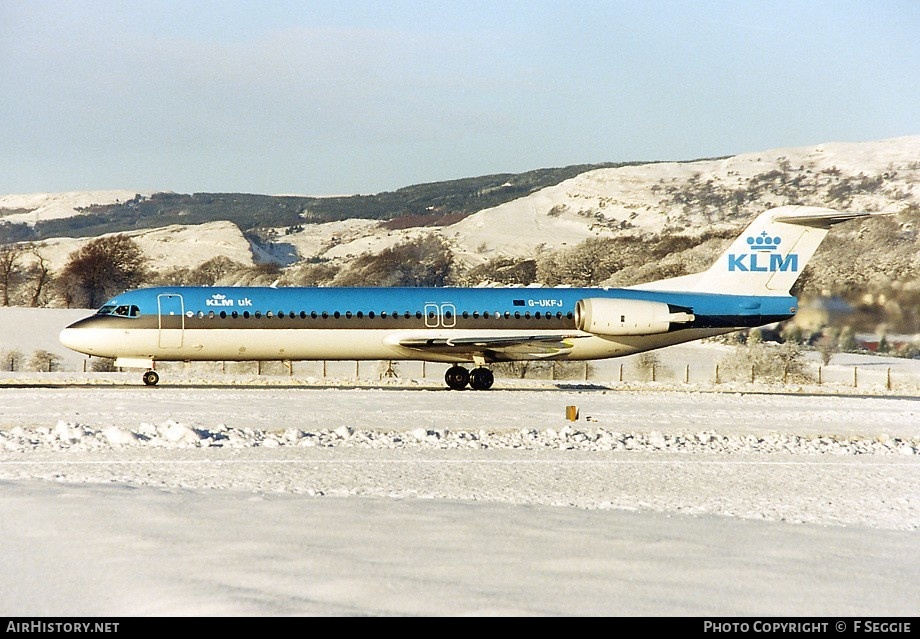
[772,210,874,228]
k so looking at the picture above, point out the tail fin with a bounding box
[637,206,872,295]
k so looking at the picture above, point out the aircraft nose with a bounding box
[59,327,82,351]
[59,325,97,355]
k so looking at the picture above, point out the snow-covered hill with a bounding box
[0,190,155,225]
[2,136,918,274]
[32,221,255,273]
[442,136,920,263]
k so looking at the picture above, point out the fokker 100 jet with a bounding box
[60,205,872,389]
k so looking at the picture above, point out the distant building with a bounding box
[854,333,920,353]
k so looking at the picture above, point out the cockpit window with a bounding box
[97,304,140,318]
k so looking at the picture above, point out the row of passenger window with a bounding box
[191,309,576,320]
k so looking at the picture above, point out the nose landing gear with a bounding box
[142,370,160,386]
[444,365,494,390]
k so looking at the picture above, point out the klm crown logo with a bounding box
[747,232,781,251]
[728,231,798,272]
[206,293,234,307]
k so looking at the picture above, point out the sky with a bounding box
[1,0,919,196]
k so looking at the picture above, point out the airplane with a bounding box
[59,205,872,389]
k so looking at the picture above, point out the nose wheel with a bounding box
[142,370,160,386]
[444,365,494,390]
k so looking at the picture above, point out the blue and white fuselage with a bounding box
[59,206,872,389]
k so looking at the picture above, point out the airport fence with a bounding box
[63,356,920,393]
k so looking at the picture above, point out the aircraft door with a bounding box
[424,303,456,328]
[157,294,185,348]
[424,303,439,328]
[440,303,456,327]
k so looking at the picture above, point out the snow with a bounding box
[440,136,920,263]
[27,221,256,273]
[6,136,919,274]
[0,190,155,225]
[1,307,919,616]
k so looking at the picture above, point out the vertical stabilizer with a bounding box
[689,206,870,295]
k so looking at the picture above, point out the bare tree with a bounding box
[58,235,147,308]
[0,244,24,306]
[25,246,53,307]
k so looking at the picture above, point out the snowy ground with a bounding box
[1,384,919,616]
[1,308,919,616]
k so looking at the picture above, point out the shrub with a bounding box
[718,341,812,383]
[28,350,62,373]
[1,348,24,371]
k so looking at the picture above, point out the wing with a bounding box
[394,333,585,360]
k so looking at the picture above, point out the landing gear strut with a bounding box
[142,370,160,386]
[444,365,494,391]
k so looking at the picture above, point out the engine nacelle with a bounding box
[574,298,695,336]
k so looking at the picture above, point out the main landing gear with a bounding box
[444,365,494,391]
[142,370,160,386]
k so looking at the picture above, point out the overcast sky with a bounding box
[2,0,918,196]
